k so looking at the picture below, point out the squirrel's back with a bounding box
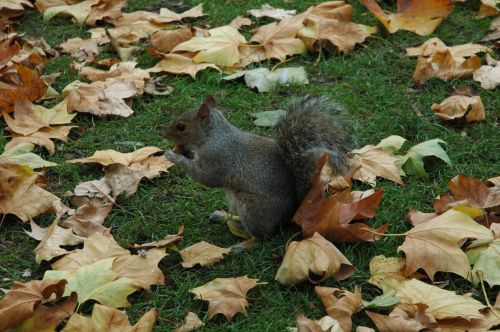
[275,95,353,201]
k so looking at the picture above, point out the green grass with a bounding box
[1,0,500,331]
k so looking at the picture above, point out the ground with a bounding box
[0,0,499,331]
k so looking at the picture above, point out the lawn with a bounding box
[0,0,499,331]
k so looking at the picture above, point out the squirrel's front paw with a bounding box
[165,150,184,164]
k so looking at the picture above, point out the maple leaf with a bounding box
[147,53,220,79]
[151,27,193,53]
[366,306,431,332]
[473,54,500,90]
[315,286,363,332]
[305,1,353,21]
[190,276,266,321]
[132,225,183,250]
[174,311,204,332]
[173,25,246,67]
[398,209,493,280]
[43,0,98,24]
[0,280,67,330]
[70,147,162,166]
[250,15,306,61]
[85,0,124,26]
[407,38,490,85]
[398,139,451,177]
[0,0,33,18]
[466,223,500,287]
[298,14,376,53]
[0,142,57,169]
[44,258,141,307]
[154,3,204,23]
[275,232,354,285]
[368,255,410,288]
[381,279,486,321]
[59,37,99,62]
[0,64,47,114]
[294,312,340,332]
[26,218,85,263]
[52,230,167,289]
[60,200,113,237]
[62,304,158,332]
[482,16,500,42]
[228,15,253,30]
[431,95,485,122]
[0,161,59,222]
[360,0,452,36]
[479,0,500,17]
[79,61,149,85]
[349,145,403,186]
[247,3,296,20]
[294,155,387,243]
[180,241,231,268]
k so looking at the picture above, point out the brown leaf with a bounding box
[147,53,220,79]
[0,161,59,222]
[247,4,296,20]
[0,279,67,331]
[366,307,430,332]
[360,0,452,36]
[315,286,363,332]
[62,304,158,332]
[228,15,253,30]
[59,37,99,62]
[473,54,500,90]
[275,232,354,285]
[5,125,76,155]
[250,15,306,61]
[190,276,266,321]
[60,200,113,237]
[0,64,47,114]
[0,0,33,18]
[298,14,376,53]
[151,27,193,53]
[482,16,500,42]
[79,60,149,84]
[306,1,353,21]
[132,225,183,250]
[180,241,231,268]
[26,218,85,263]
[174,311,204,332]
[479,0,500,17]
[406,207,438,226]
[294,155,386,243]
[154,3,205,23]
[52,230,167,289]
[295,312,339,332]
[398,209,493,280]
[85,0,124,26]
[431,95,485,122]
[69,147,162,166]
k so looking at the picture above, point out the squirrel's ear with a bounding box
[197,103,210,119]
[204,95,216,110]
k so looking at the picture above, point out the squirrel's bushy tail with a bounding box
[275,95,353,201]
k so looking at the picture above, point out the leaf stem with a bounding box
[362,228,405,237]
[477,271,499,319]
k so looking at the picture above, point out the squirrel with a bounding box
[164,95,353,241]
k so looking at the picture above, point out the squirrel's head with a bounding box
[164,95,217,148]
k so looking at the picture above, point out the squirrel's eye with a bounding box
[176,123,186,132]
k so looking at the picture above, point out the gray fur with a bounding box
[166,96,352,240]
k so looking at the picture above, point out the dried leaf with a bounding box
[62,304,158,332]
[295,312,341,332]
[174,311,204,332]
[43,0,98,24]
[473,54,500,90]
[365,308,429,332]
[60,200,113,237]
[360,0,452,36]
[59,37,99,62]
[368,255,409,288]
[190,276,266,321]
[223,67,309,93]
[315,286,363,332]
[479,0,500,17]
[147,53,220,79]
[0,279,67,331]
[248,4,296,20]
[132,226,183,250]
[228,15,253,30]
[0,0,33,18]
[151,27,193,53]
[431,95,485,122]
[155,4,204,23]
[180,241,231,268]
[349,144,403,186]
[85,0,124,26]
[398,209,494,280]
[275,233,354,285]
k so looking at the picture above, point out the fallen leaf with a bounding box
[295,312,341,332]
[0,142,57,169]
[294,156,386,243]
[251,109,286,127]
[62,304,158,332]
[473,54,500,90]
[132,225,183,250]
[190,276,266,321]
[250,15,306,61]
[466,225,500,287]
[174,311,204,332]
[180,241,231,268]
[315,286,363,332]
[247,3,296,20]
[368,255,410,288]
[173,25,246,67]
[0,0,33,18]
[363,293,401,310]
[43,0,98,24]
[144,75,174,95]
[298,14,376,53]
[0,279,67,331]
[151,27,193,53]
[59,37,99,62]
[155,4,204,23]
[52,230,167,289]
[359,0,452,36]
[0,161,59,222]
[69,147,162,166]
[44,258,141,307]
[223,67,309,93]
[228,15,253,30]
[365,307,429,332]
[84,0,124,26]
[305,1,353,21]
[431,95,485,122]
[79,60,149,85]
[275,232,354,285]
[482,16,500,41]
[398,209,493,280]
[479,0,500,17]
[60,200,113,237]
[73,177,113,201]
[399,139,451,177]
[381,278,486,321]
[147,53,220,79]
[407,38,490,85]
[26,218,85,263]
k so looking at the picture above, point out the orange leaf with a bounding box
[0,64,47,113]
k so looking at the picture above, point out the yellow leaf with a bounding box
[180,241,231,268]
[431,95,485,122]
[147,53,220,79]
[43,0,97,24]
[174,311,204,332]
[349,145,403,186]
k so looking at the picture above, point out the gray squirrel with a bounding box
[165,95,352,241]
